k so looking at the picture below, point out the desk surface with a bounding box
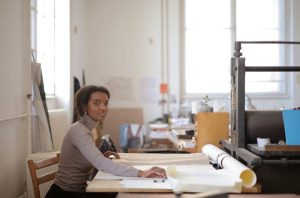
[86,153,261,194]
[87,179,171,193]
[116,193,300,198]
[86,179,261,193]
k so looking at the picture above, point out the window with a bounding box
[184,0,286,97]
[236,0,284,93]
[31,0,55,95]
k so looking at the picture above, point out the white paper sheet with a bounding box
[94,165,171,191]
[166,164,242,193]
[94,171,138,180]
[94,165,168,180]
[120,179,172,189]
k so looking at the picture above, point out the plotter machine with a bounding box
[221,41,300,193]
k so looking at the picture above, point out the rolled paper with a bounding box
[221,154,257,188]
[202,144,227,164]
[202,144,257,188]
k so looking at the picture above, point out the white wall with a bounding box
[0,0,30,197]
[54,0,71,122]
[85,0,164,122]
[70,0,88,122]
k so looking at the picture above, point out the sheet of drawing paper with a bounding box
[120,179,171,189]
[166,164,242,193]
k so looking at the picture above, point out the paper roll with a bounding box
[202,143,227,164]
[221,155,256,188]
[202,144,257,188]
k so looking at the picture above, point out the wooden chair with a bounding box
[27,153,60,198]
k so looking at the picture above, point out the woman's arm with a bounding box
[72,125,139,177]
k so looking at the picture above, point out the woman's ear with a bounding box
[83,105,87,115]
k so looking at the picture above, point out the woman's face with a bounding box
[86,91,109,122]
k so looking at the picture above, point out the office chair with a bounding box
[27,152,60,198]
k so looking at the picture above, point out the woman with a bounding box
[46,85,166,198]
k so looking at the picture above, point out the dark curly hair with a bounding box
[75,85,110,117]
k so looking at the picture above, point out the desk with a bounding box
[86,179,261,193]
[116,193,300,198]
[86,153,261,194]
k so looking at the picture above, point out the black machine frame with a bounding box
[221,41,300,169]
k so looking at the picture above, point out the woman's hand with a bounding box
[137,166,167,178]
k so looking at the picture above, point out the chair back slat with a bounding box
[27,152,60,198]
[37,171,56,184]
[34,156,59,169]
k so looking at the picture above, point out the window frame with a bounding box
[180,0,291,100]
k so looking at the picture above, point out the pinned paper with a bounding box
[282,110,300,145]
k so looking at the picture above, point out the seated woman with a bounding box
[46,85,166,198]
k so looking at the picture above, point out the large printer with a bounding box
[221,41,300,193]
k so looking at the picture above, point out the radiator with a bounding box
[48,109,69,150]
